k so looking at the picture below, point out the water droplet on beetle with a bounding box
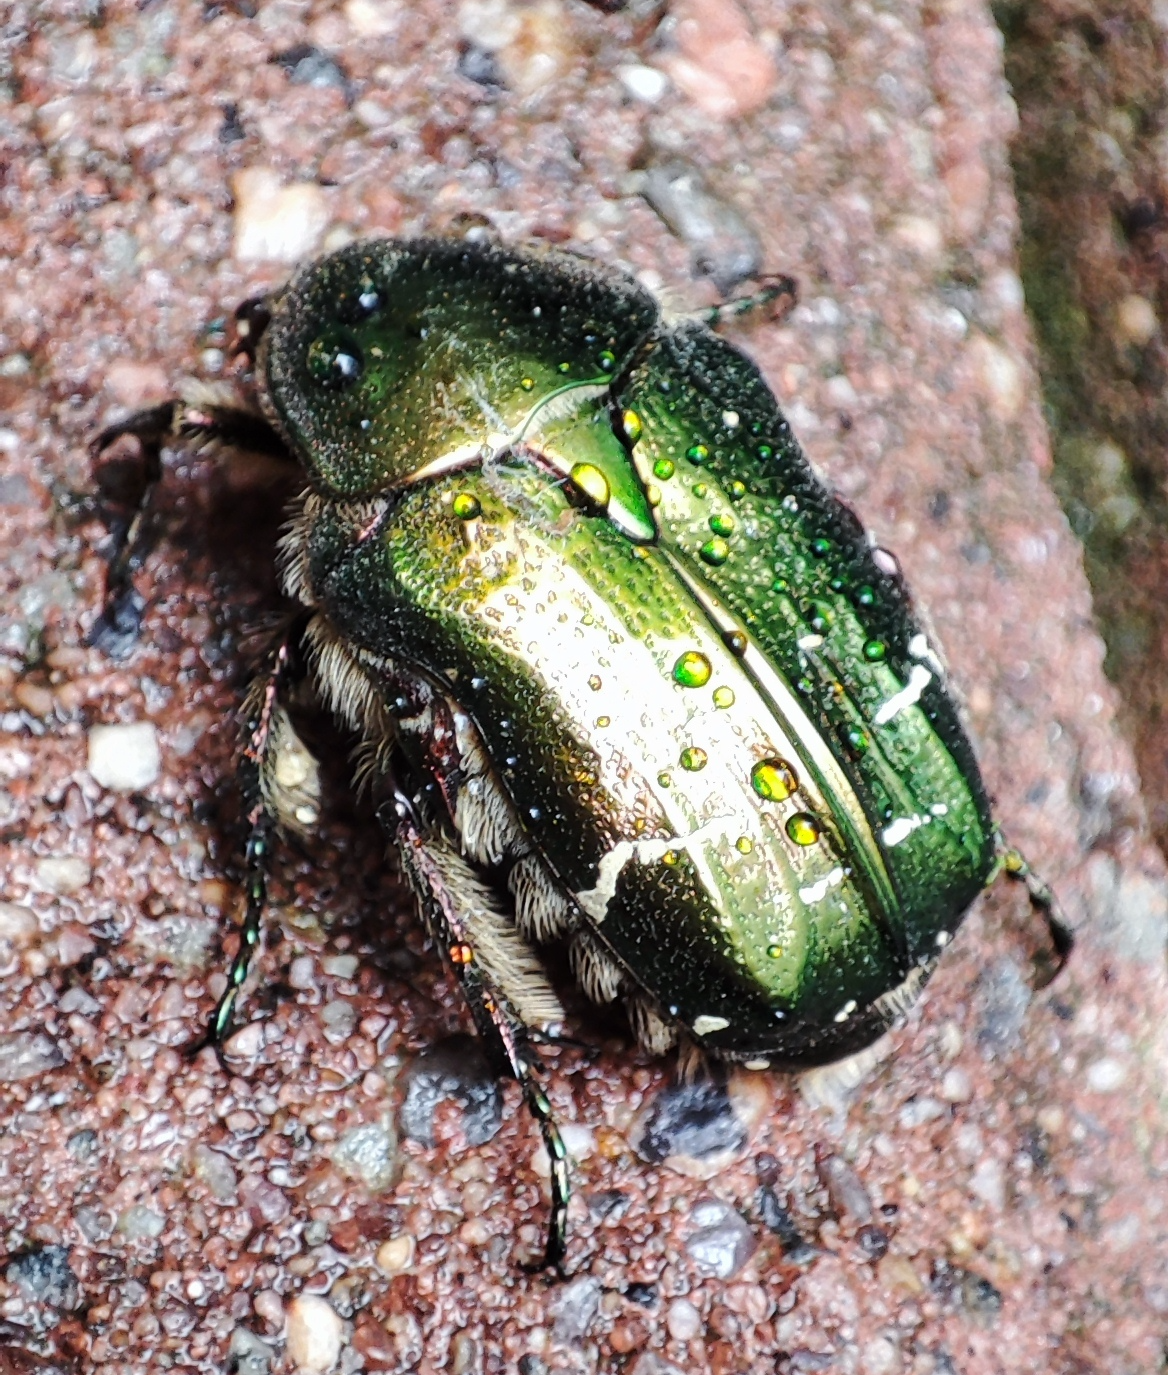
[786,813,821,846]
[307,330,364,390]
[686,443,709,465]
[736,835,753,854]
[810,537,832,558]
[709,513,734,537]
[863,638,887,662]
[712,686,735,709]
[856,585,876,607]
[662,850,679,866]
[595,715,610,727]
[646,484,662,507]
[846,725,870,752]
[598,350,616,372]
[520,376,535,391]
[673,651,712,688]
[588,674,602,691]
[693,482,708,499]
[758,444,773,460]
[680,746,708,771]
[558,361,571,373]
[570,462,610,508]
[621,409,643,445]
[653,457,675,481]
[766,942,783,958]
[723,630,748,657]
[727,480,746,502]
[657,770,672,788]
[452,492,481,520]
[700,537,730,565]
[751,759,798,801]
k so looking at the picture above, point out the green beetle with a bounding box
[93,236,1067,1269]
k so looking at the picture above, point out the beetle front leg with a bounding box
[383,801,571,1273]
[90,395,293,656]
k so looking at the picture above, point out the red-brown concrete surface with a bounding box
[1,2,1166,1372]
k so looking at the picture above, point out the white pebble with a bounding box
[1086,1057,1127,1093]
[233,168,331,265]
[87,721,161,791]
[286,1294,344,1375]
[34,857,91,895]
[666,1297,701,1341]
[1116,293,1158,346]
[616,63,669,103]
[940,1068,973,1103]
[0,903,38,946]
[968,1157,1005,1211]
[376,1234,415,1274]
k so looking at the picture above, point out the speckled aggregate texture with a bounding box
[1,2,1167,1373]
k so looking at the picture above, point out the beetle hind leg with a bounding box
[384,803,572,1272]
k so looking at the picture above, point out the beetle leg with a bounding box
[382,800,571,1273]
[698,274,799,331]
[210,617,314,1045]
[89,396,293,655]
[995,843,1074,987]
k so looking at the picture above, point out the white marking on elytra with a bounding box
[873,663,933,726]
[832,998,857,1023]
[882,814,927,848]
[573,813,741,924]
[798,864,846,904]
[693,1014,730,1035]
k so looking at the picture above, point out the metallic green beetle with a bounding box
[93,236,1066,1269]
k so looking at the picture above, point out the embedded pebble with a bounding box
[229,1327,274,1375]
[968,1158,1005,1211]
[1086,1057,1128,1093]
[1115,293,1158,345]
[975,958,1031,1055]
[940,1067,973,1103]
[233,167,331,265]
[320,999,357,1043]
[969,333,1025,422]
[286,1294,344,1375]
[116,1203,165,1239]
[642,159,762,293]
[685,1197,756,1278]
[330,1119,398,1192]
[6,1245,80,1310]
[860,1335,899,1374]
[34,856,91,895]
[0,1031,65,1081]
[897,1097,946,1129]
[398,1035,501,1148]
[665,1297,702,1341]
[0,902,38,945]
[550,1274,601,1342]
[817,1151,874,1225]
[272,45,351,98]
[376,1233,415,1274]
[192,1143,239,1202]
[636,1075,745,1165]
[86,721,161,792]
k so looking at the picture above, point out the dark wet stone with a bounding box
[757,1185,818,1264]
[219,102,246,145]
[457,43,505,90]
[642,158,763,293]
[624,1282,657,1306]
[64,1129,98,1161]
[959,1271,1003,1324]
[856,1224,889,1262]
[636,1076,745,1164]
[684,1197,756,1278]
[6,1246,80,1312]
[398,1034,502,1148]
[779,1353,835,1373]
[271,45,352,100]
[517,1357,547,1375]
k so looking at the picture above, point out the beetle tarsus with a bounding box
[701,274,798,331]
[998,845,1074,987]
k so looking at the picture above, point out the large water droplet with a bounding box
[452,492,481,520]
[673,651,712,688]
[709,513,734,537]
[307,330,364,390]
[863,638,887,662]
[786,813,821,846]
[621,409,643,445]
[686,443,710,465]
[653,457,675,481]
[751,758,798,801]
[712,686,735,709]
[680,746,708,772]
[570,463,610,508]
[700,537,730,566]
[598,349,616,372]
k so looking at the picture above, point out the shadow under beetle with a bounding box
[92,236,1069,1270]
